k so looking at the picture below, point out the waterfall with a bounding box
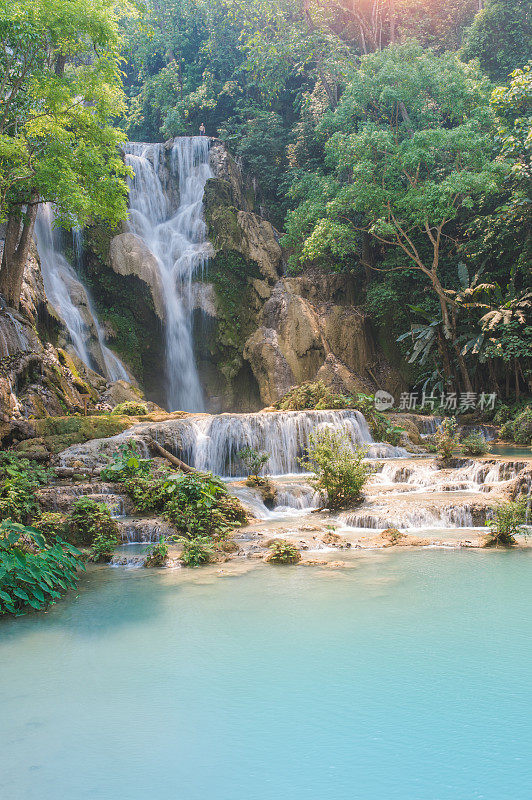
[124,137,212,412]
[141,409,407,476]
[34,204,129,382]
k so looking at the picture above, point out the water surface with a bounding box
[1,551,531,799]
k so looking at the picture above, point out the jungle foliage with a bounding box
[121,0,531,403]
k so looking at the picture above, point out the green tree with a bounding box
[286,44,505,391]
[0,0,132,309]
[462,0,532,83]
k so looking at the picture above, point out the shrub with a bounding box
[493,404,513,425]
[461,432,490,456]
[370,413,404,446]
[124,475,169,513]
[34,512,68,542]
[0,520,83,615]
[89,517,120,563]
[434,417,459,460]
[277,381,352,411]
[266,539,301,564]
[178,536,216,567]
[501,406,532,446]
[111,401,149,416]
[163,473,246,538]
[69,497,119,548]
[238,446,269,477]
[0,454,51,524]
[483,501,528,547]
[144,537,169,567]
[100,442,152,482]
[276,384,404,447]
[299,428,372,510]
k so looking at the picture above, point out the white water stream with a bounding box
[34,205,129,382]
[124,137,212,412]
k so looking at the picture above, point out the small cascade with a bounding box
[34,205,129,382]
[0,305,35,358]
[56,408,408,474]
[341,505,484,531]
[117,518,175,544]
[146,409,406,476]
[124,137,212,412]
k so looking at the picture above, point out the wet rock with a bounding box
[109,233,165,319]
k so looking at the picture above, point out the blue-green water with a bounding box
[487,444,532,458]
[1,551,532,800]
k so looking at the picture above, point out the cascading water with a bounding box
[124,137,212,412]
[34,205,129,382]
[55,408,407,475]
[132,409,405,476]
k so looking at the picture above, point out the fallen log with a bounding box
[146,437,196,473]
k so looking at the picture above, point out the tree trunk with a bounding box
[452,341,474,394]
[514,359,520,399]
[436,329,456,392]
[389,0,396,44]
[0,192,39,309]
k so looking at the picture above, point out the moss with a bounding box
[201,251,261,383]
[111,401,149,416]
[203,179,244,251]
[34,415,132,451]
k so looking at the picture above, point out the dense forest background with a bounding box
[1,0,531,402]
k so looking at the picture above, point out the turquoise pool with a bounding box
[1,551,531,799]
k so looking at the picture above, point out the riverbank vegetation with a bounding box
[483,500,529,547]
[0,520,83,616]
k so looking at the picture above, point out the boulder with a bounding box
[109,233,165,318]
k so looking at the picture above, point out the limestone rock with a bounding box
[100,380,145,408]
[235,211,282,282]
[243,327,296,406]
[109,233,165,318]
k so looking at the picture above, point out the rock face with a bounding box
[40,138,405,413]
[200,142,406,409]
[109,233,165,318]
[242,277,404,406]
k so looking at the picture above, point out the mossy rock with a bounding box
[34,415,132,451]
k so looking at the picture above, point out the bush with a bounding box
[124,475,169,513]
[434,417,459,460]
[163,473,246,538]
[100,442,152,482]
[500,406,532,446]
[461,432,490,456]
[144,536,169,567]
[0,520,83,615]
[277,381,352,411]
[178,536,216,567]
[266,539,301,564]
[34,512,68,542]
[89,518,120,563]
[483,501,529,548]
[370,413,404,447]
[276,384,403,445]
[69,497,119,549]
[111,401,149,416]
[299,428,372,510]
[0,454,51,524]
[238,446,269,477]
